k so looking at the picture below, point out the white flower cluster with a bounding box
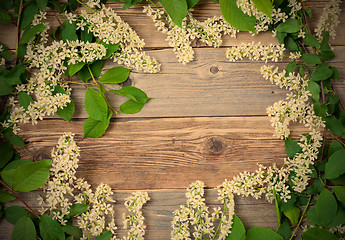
[40,133,149,239]
[77,5,160,73]
[0,45,5,66]
[122,192,150,240]
[171,180,234,240]
[143,5,238,64]
[314,0,342,41]
[226,42,285,62]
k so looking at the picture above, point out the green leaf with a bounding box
[283,207,300,226]
[329,141,343,157]
[110,86,151,104]
[39,215,65,240]
[20,2,39,30]
[11,215,36,240]
[18,92,33,110]
[20,24,47,44]
[90,60,103,77]
[225,215,245,240]
[311,63,333,81]
[301,53,321,65]
[1,159,32,188]
[276,32,287,45]
[251,0,273,18]
[275,19,301,33]
[305,178,324,195]
[330,66,339,80]
[280,194,297,212]
[302,227,337,240]
[159,0,188,28]
[186,0,199,8]
[327,206,345,228]
[62,225,83,238]
[277,219,292,240]
[12,159,51,192]
[0,141,14,168]
[119,99,145,114]
[17,43,27,62]
[285,60,296,76]
[304,7,312,18]
[303,32,319,48]
[95,231,112,240]
[307,81,320,102]
[324,116,345,136]
[0,9,11,24]
[83,112,112,138]
[273,189,281,227]
[220,0,256,32]
[0,82,14,96]
[246,227,283,240]
[85,88,108,122]
[325,149,345,179]
[3,131,25,147]
[101,42,119,60]
[313,102,327,118]
[0,190,15,202]
[53,85,75,122]
[320,50,335,61]
[333,186,345,206]
[0,64,26,85]
[68,62,85,76]
[36,0,48,10]
[68,0,78,11]
[68,203,89,216]
[284,37,298,51]
[315,189,337,227]
[0,43,12,60]
[62,20,78,41]
[5,206,28,224]
[80,26,94,42]
[285,138,302,158]
[98,66,131,84]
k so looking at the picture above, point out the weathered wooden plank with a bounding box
[0,189,277,239]
[67,47,345,118]
[0,0,344,49]
[18,116,307,190]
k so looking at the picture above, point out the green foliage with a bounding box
[68,203,89,216]
[275,19,301,33]
[285,60,296,76]
[53,85,75,122]
[303,32,319,48]
[83,111,112,138]
[186,0,199,9]
[325,148,345,179]
[159,0,188,28]
[19,2,39,30]
[119,99,145,114]
[302,227,337,240]
[251,0,272,18]
[11,215,36,240]
[225,215,245,240]
[67,62,85,76]
[324,116,345,136]
[98,66,131,84]
[85,87,108,123]
[62,225,83,238]
[62,20,78,41]
[220,0,256,32]
[101,42,119,60]
[12,159,51,192]
[0,8,11,24]
[0,190,16,202]
[283,207,300,226]
[96,230,112,240]
[0,141,14,168]
[4,206,28,224]
[39,215,65,240]
[277,219,292,239]
[333,186,345,205]
[307,81,320,102]
[110,86,151,104]
[20,24,47,44]
[311,63,333,81]
[18,92,34,110]
[301,53,321,66]
[284,138,302,158]
[246,227,283,240]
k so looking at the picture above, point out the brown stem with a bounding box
[289,196,311,240]
[0,179,40,219]
[15,0,24,63]
[51,10,64,30]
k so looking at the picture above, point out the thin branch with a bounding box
[289,196,311,240]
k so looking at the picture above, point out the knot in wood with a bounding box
[205,137,224,155]
[210,66,219,74]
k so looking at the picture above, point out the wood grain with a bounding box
[18,117,307,190]
[0,189,277,240]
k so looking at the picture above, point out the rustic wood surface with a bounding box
[0,0,345,239]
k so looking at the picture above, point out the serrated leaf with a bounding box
[325,148,345,179]
[12,159,51,192]
[285,138,302,158]
[315,189,337,226]
[96,231,112,240]
[98,66,131,84]
[307,81,320,102]
[119,99,145,114]
[251,0,272,18]
[18,92,33,110]
[0,190,16,202]
[283,207,300,226]
[11,215,36,240]
[225,215,245,240]
[302,227,337,240]
[68,203,89,216]
[303,32,319,47]
[220,0,256,32]
[0,141,14,168]
[85,87,108,122]
[159,0,188,28]
[311,63,333,81]
[246,227,283,240]
[275,19,301,33]
[62,225,83,238]
[301,53,321,65]
[20,24,47,44]
[68,62,85,76]
[20,2,39,30]
[39,215,65,240]
[110,86,150,104]
[5,206,28,224]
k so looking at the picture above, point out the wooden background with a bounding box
[0,1,345,239]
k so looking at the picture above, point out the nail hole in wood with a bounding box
[210,66,219,74]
